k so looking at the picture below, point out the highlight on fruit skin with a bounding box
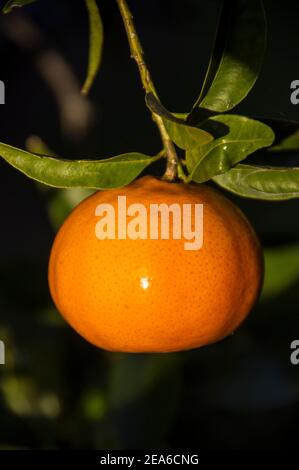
[48,176,264,353]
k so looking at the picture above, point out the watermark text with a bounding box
[290,339,299,365]
[0,340,5,365]
[0,81,4,104]
[290,80,299,105]
[95,196,203,251]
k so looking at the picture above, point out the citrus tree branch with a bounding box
[116,0,180,181]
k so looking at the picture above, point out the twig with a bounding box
[116,0,180,181]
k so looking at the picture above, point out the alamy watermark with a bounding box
[94,196,204,251]
[290,340,299,365]
[290,80,299,105]
[0,340,5,365]
[0,81,4,104]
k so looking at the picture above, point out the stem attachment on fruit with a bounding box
[116,0,180,181]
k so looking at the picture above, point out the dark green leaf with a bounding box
[3,0,37,13]
[109,354,181,410]
[82,0,104,95]
[0,142,158,189]
[189,0,266,121]
[146,93,213,149]
[213,164,299,200]
[188,114,274,183]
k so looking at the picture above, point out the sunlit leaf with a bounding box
[0,142,159,189]
[189,0,266,122]
[213,163,299,200]
[82,0,104,95]
[188,114,274,183]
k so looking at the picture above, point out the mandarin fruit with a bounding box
[48,176,263,353]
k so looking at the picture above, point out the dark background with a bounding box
[0,0,299,450]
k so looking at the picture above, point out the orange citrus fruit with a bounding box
[48,176,263,353]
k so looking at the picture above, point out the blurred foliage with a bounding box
[262,244,299,300]
[1,175,299,449]
[1,0,299,452]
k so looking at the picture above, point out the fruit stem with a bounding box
[116,0,180,181]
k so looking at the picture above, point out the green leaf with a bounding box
[81,0,104,96]
[189,0,266,121]
[213,164,299,200]
[146,93,213,149]
[262,244,299,300]
[253,118,299,152]
[25,136,95,227]
[48,188,95,229]
[188,114,274,183]
[2,0,37,12]
[0,142,158,189]
[270,128,299,152]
